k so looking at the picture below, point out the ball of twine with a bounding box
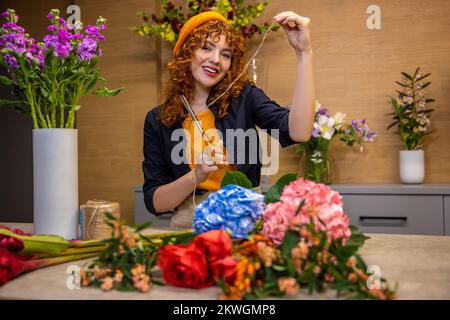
[79,200,121,240]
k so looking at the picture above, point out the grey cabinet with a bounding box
[340,194,443,235]
[445,196,450,236]
[134,184,450,236]
[331,184,450,236]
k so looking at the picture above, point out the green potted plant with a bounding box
[386,67,435,184]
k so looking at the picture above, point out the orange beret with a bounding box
[173,11,229,55]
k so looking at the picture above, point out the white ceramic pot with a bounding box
[33,129,78,239]
[399,150,425,184]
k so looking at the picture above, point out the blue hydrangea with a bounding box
[193,185,265,238]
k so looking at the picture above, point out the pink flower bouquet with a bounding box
[262,178,351,245]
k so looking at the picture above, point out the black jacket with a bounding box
[142,82,297,215]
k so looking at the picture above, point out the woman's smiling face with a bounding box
[191,33,232,91]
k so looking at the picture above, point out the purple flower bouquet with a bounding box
[296,101,377,184]
[0,9,122,128]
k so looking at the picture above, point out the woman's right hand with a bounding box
[193,142,227,183]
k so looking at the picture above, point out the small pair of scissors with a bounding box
[179,94,234,170]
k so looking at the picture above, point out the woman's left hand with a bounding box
[274,11,312,55]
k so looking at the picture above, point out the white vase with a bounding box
[33,129,78,239]
[399,150,425,184]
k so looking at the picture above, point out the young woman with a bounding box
[143,11,315,228]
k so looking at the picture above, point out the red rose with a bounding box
[192,230,232,263]
[157,244,212,289]
[211,256,238,285]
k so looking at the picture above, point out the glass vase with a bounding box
[300,141,332,184]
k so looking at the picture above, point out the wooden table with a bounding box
[1,223,450,300]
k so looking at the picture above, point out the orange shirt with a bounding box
[182,109,226,191]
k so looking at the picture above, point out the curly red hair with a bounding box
[160,21,248,128]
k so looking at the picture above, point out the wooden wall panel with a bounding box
[0,0,72,223]
[254,0,450,185]
[74,0,450,223]
[75,0,157,223]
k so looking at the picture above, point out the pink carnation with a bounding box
[262,178,351,245]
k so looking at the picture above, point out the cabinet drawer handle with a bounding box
[359,216,407,226]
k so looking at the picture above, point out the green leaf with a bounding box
[104,211,117,222]
[119,251,130,268]
[286,258,296,277]
[280,230,300,258]
[328,265,343,282]
[132,220,154,233]
[272,264,287,272]
[386,121,399,131]
[0,228,70,254]
[89,55,99,68]
[294,199,306,216]
[401,72,413,81]
[395,81,409,88]
[264,173,298,204]
[0,75,13,86]
[163,232,197,245]
[221,171,253,189]
[0,99,28,108]
[254,218,264,233]
[40,86,49,97]
[420,82,431,90]
[346,225,370,249]
[416,73,431,81]
[215,278,228,292]
[92,86,124,96]
[82,74,99,95]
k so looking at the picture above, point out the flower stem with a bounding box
[25,85,39,129]
[32,88,48,128]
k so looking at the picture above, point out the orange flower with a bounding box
[348,272,357,283]
[313,266,321,275]
[133,273,151,292]
[114,269,123,283]
[278,277,300,296]
[131,264,146,277]
[100,277,114,291]
[256,241,277,267]
[80,268,91,286]
[346,256,357,268]
[93,266,110,279]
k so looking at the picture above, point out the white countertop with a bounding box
[1,223,449,300]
